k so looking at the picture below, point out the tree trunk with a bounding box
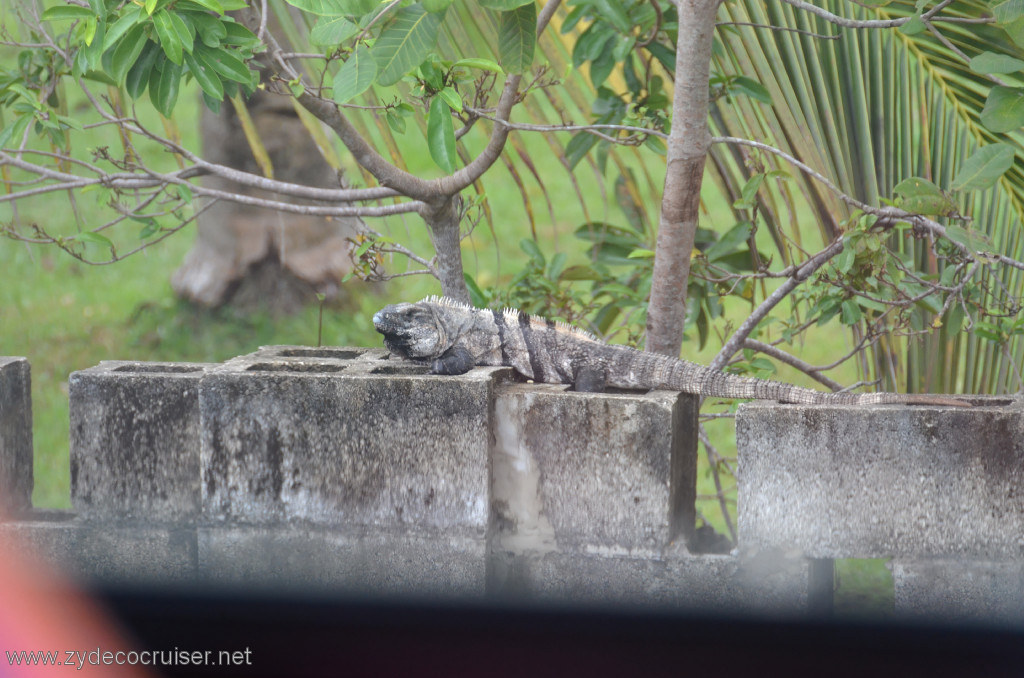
[172,17,360,312]
[645,0,720,356]
[421,196,470,304]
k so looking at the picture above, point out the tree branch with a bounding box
[740,339,845,390]
[709,236,846,372]
[778,0,955,29]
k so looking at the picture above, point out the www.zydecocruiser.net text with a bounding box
[6,647,253,670]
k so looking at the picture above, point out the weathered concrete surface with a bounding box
[200,349,512,531]
[0,357,33,514]
[489,383,696,557]
[489,547,823,614]
[890,559,1024,623]
[198,526,485,595]
[70,361,212,522]
[0,510,197,583]
[736,397,1024,559]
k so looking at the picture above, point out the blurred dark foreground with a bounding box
[94,584,1024,678]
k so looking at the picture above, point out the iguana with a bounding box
[372,296,966,406]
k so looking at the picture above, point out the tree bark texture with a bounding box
[173,12,362,312]
[645,0,721,356]
[422,197,470,304]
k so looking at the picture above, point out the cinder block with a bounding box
[0,357,33,514]
[70,361,212,522]
[736,397,1024,559]
[198,526,485,595]
[488,383,699,594]
[0,510,198,583]
[891,558,1024,623]
[489,547,822,614]
[199,348,512,534]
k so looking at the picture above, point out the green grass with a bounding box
[835,559,895,618]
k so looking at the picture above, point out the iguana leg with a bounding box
[430,345,477,375]
[572,364,607,392]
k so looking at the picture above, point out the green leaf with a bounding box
[834,244,856,273]
[422,0,453,11]
[310,15,359,45]
[338,0,378,14]
[138,219,160,239]
[70,231,115,250]
[371,4,442,86]
[464,272,487,307]
[519,237,544,264]
[185,0,225,14]
[559,264,604,281]
[452,58,504,74]
[893,177,957,216]
[196,44,253,83]
[168,11,195,55]
[419,59,444,90]
[282,0,350,15]
[221,21,260,47]
[498,3,536,74]
[110,24,149,84]
[627,248,655,259]
[125,40,161,99]
[184,50,224,100]
[945,224,992,252]
[565,130,598,170]
[705,221,752,262]
[153,10,184,64]
[149,58,183,116]
[437,85,463,112]
[981,86,1024,133]
[332,45,377,103]
[733,173,764,209]
[730,76,772,104]
[101,6,143,52]
[0,115,31,149]
[951,144,1016,192]
[969,51,1024,75]
[386,107,406,133]
[993,0,1024,24]
[594,0,631,33]
[547,252,567,280]
[82,17,98,45]
[427,96,456,173]
[479,0,534,9]
[898,14,926,35]
[589,40,615,87]
[189,13,228,47]
[573,24,613,67]
[41,5,95,21]
[1003,16,1024,47]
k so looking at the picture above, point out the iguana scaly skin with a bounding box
[373,296,965,406]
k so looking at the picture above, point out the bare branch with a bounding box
[709,237,846,372]
[698,425,737,545]
[717,20,838,40]
[779,0,955,29]
[463,107,666,142]
[741,339,845,390]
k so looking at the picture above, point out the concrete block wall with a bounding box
[5,350,822,610]
[737,397,1024,622]
[10,350,1016,620]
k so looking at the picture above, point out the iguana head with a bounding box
[372,299,451,360]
